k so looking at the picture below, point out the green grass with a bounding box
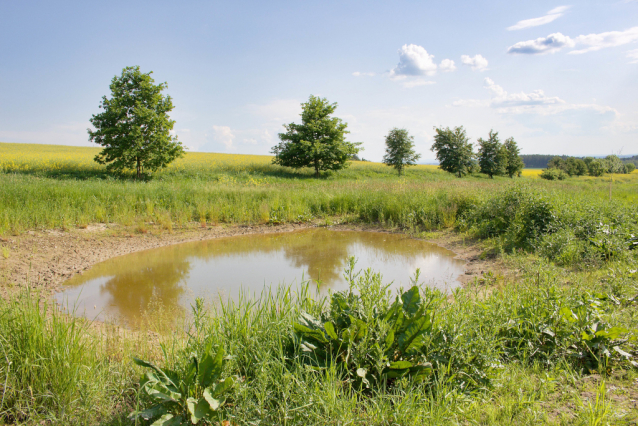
[1,142,638,424]
[1,259,637,425]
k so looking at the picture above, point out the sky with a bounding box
[1,0,637,161]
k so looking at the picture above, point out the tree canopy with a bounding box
[271,95,361,177]
[503,137,524,178]
[382,128,421,176]
[477,130,507,179]
[431,126,475,178]
[88,66,184,179]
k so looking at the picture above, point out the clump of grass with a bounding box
[1,246,8,259]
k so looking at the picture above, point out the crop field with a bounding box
[1,141,638,425]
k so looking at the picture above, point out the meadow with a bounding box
[1,141,638,425]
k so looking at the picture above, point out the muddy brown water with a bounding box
[55,229,466,326]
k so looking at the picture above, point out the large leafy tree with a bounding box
[430,126,475,178]
[382,128,421,176]
[88,66,184,179]
[477,130,507,178]
[503,137,524,178]
[271,95,361,177]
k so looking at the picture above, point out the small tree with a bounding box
[271,95,361,177]
[431,126,475,178]
[477,130,507,178]
[588,160,605,177]
[382,128,421,176]
[604,155,625,174]
[503,137,524,178]
[88,66,184,179]
[625,163,636,174]
[573,159,588,176]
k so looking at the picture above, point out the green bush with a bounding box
[460,186,556,250]
[536,228,585,266]
[540,168,567,180]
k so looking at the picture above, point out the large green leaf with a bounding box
[187,397,211,424]
[198,347,224,388]
[383,368,410,379]
[129,404,166,421]
[384,330,395,352]
[203,388,221,411]
[401,286,421,316]
[398,315,431,354]
[150,413,183,426]
[324,322,338,340]
[388,361,413,369]
[133,358,178,389]
[211,376,234,397]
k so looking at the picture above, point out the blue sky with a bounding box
[1,0,637,161]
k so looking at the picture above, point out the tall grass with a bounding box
[2,260,636,425]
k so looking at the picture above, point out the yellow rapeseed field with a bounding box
[0,141,440,176]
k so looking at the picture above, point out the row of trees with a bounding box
[88,67,626,180]
[540,155,635,180]
[430,127,524,178]
[272,97,525,179]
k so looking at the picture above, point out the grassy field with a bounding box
[1,141,638,425]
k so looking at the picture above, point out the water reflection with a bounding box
[56,229,465,326]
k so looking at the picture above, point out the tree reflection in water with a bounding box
[57,229,465,327]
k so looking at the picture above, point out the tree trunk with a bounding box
[136,157,141,180]
[314,159,319,178]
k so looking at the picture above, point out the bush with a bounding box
[292,260,496,393]
[459,186,556,250]
[536,228,585,266]
[540,168,567,180]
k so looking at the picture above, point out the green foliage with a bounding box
[131,346,234,425]
[626,162,636,173]
[0,291,135,424]
[271,95,361,177]
[382,128,421,176]
[604,155,625,174]
[292,260,494,393]
[588,159,606,177]
[503,137,524,178]
[431,126,476,177]
[460,186,556,250]
[88,66,185,179]
[477,130,507,178]
[540,168,568,180]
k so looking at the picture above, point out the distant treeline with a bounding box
[522,154,638,169]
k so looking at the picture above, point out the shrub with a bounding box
[540,168,567,180]
[292,260,495,393]
[460,186,556,250]
[536,228,584,266]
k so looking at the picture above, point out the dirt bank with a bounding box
[0,222,499,300]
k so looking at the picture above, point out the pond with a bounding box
[55,229,466,326]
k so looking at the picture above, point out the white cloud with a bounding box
[439,59,456,72]
[507,6,570,31]
[570,27,638,54]
[507,32,575,54]
[627,49,638,63]
[352,71,375,77]
[211,125,235,151]
[508,27,638,55]
[453,78,616,116]
[389,44,438,77]
[402,79,436,88]
[460,54,489,71]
